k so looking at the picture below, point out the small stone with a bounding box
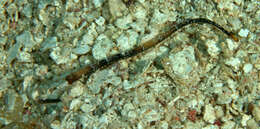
[39,9,50,25]
[243,63,253,73]
[22,4,32,18]
[132,5,147,19]
[109,0,127,18]
[92,34,114,60]
[0,78,12,91]
[17,51,33,62]
[217,91,232,104]
[203,104,216,124]
[225,57,241,71]
[124,103,135,110]
[63,14,81,30]
[117,30,138,52]
[50,47,77,64]
[234,0,242,5]
[95,16,105,26]
[35,65,48,77]
[70,98,82,110]
[226,39,238,51]
[82,33,95,46]
[93,0,104,8]
[252,104,260,122]
[187,99,198,108]
[40,37,58,52]
[162,46,200,87]
[72,44,90,55]
[128,111,137,118]
[0,36,7,45]
[7,42,21,64]
[222,121,235,129]
[227,17,242,31]
[0,8,6,20]
[227,79,237,90]
[160,121,169,129]
[215,106,224,118]
[202,125,219,129]
[51,120,61,129]
[241,114,251,126]
[247,119,258,129]
[18,31,37,49]
[69,83,84,98]
[80,103,95,113]
[115,14,133,29]
[238,29,250,37]
[151,9,169,25]
[130,21,146,33]
[206,39,220,57]
[7,31,36,64]
[32,90,39,100]
[144,109,160,122]
[23,75,33,91]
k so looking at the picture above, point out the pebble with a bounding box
[241,114,251,126]
[93,0,104,8]
[72,44,90,55]
[222,121,235,129]
[40,37,58,52]
[82,33,95,46]
[69,98,82,110]
[203,104,216,124]
[39,9,50,25]
[246,119,259,129]
[143,109,160,122]
[63,14,81,30]
[69,83,84,98]
[17,51,32,62]
[228,17,242,31]
[23,75,33,91]
[252,104,260,122]
[162,46,200,87]
[6,43,21,64]
[22,4,32,18]
[117,30,138,52]
[80,103,95,113]
[243,63,253,73]
[0,78,12,91]
[115,14,133,29]
[128,111,137,118]
[216,89,232,104]
[95,16,105,26]
[151,9,169,25]
[238,29,250,37]
[109,0,126,18]
[0,36,7,45]
[215,106,224,119]
[202,125,219,129]
[92,34,114,60]
[205,39,220,57]
[132,5,147,19]
[51,120,61,129]
[225,57,241,71]
[7,31,36,64]
[1,0,259,128]
[226,38,238,51]
[50,47,77,64]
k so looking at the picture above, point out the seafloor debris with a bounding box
[0,0,259,129]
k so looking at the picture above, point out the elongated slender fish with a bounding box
[66,18,238,84]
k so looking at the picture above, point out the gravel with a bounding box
[0,0,259,129]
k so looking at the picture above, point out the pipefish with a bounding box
[65,18,238,84]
